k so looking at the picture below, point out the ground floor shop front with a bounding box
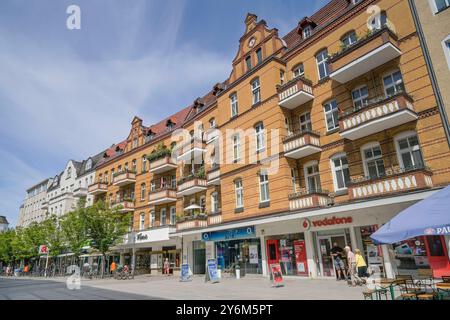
[177,191,450,279]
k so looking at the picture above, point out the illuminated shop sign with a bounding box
[202,226,256,241]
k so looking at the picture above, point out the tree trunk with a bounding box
[101,253,106,279]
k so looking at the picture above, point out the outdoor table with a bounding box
[436,282,450,300]
[378,278,398,300]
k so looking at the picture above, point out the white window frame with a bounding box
[169,206,176,225]
[302,25,312,39]
[211,192,219,213]
[351,85,369,110]
[160,208,167,226]
[150,211,155,227]
[299,112,312,132]
[323,100,339,131]
[303,160,321,192]
[442,35,450,70]
[368,11,387,30]
[251,78,261,105]
[140,183,146,200]
[280,69,285,85]
[235,179,244,208]
[429,0,450,14]
[330,153,350,192]
[394,131,424,170]
[316,49,329,80]
[291,168,298,193]
[230,93,238,117]
[293,63,305,79]
[383,70,404,97]
[233,134,241,162]
[255,122,265,152]
[259,172,270,203]
[142,156,147,172]
[360,142,385,178]
[139,213,145,230]
[342,31,357,47]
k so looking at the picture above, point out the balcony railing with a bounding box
[283,130,321,159]
[339,92,417,140]
[176,214,208,231]
[288,188,331,211]
[87,182,108,195]
[112,170,136,187]
[348,165,433,200]
[207,211,222,225]
[148,187,177,205]
[207,165,221,185]
[73,187,88,198]
[277,77,314,109]
[112,200,135,213]
[329,26,401,83]
[176,137,206,162]
[177,175,207,197]
[149,155,177,174]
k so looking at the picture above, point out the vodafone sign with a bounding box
[301,216,353,229]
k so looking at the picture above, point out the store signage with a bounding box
[180,263,192,282]
[136,233,148,241]
[270,263,284,287]
[311,216,353,227]
[39,245,48,255]
[293,240,308,276]
[202,226,255,242]
[206,259,220,283]
[301,218,311,230]
[424,225,450,235]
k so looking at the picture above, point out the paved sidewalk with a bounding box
[82,274,365,300]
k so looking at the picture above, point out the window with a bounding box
[304,161,321,192]
[383,70,404,97]
[280,70,285,85]
[362,143,385,178]
[133,138,138,149]
[256,48,262,64]
[434,0,450,12]
[352,0,362,4]
[302,25,312,39]
[160,208,166,226]
[211,192,219,213]
[251,78,261,105]
[67,167,71,179]
[110,169,114,182]
[291,168,298,193]
[369,11,387,30]
[395,132,424,170]
[171,175,177,189]
[324,100,339,131]
[316,49,329,80]
[142,156,147,173]
[352,86,369,110]
[170,206,176,225]
[442,36,450,70]
[299,112,312,132]
[230,93,238,117]
[245,56,252,71]
[285,117,293,136]
[140,183,146,200]
[150,211,155,227]
[293,63,305,79]
[200,196,206,213]
[342,31,357,47]
[233,134,241,162]
[139,213,145,230]
[85,159,92,171]
[331,154,351,191]
[255,122,265,152]
[259,172,270,203]
[209,118,216,128]
[132,159,137,172]
[150,180,156,191]
[235,179,244,208]
[104,172,108,183]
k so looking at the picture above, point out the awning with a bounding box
[184,204,201,211]
[371,185,450,244]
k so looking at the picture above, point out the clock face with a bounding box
[248,37,256,48]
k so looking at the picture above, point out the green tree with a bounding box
[0,229,16,265]
[85,200,131,277]
[60,205,88,260]
[41,215,65,258]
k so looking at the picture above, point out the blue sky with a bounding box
[0,0,329,226]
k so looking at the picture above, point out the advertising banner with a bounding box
[202,226,255,242]
[180,263,192,282]
[270,263,284,287]
[249,245,259,264]
[294,240,308,276]
[206,258,220,283]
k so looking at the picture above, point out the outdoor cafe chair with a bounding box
[395,279,424,300]
[362,287,389,300]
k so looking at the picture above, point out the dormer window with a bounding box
[194,98,205,113]
[302,25,312,39]
[145,130,155,143]
[166,119,175,131]
[85,159,92,171]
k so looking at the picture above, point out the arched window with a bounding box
[292,63,304,79]
[341,31,358,48]
[140,183,146,200]
[254,122,265,152]
[139,213,145,230]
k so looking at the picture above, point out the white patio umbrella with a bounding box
[183,204,202,211]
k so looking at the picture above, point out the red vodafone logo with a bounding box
[301,218,311,230]
[312,216,353,227]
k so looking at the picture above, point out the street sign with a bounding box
[39,245,48,255]
[180,263,192,282]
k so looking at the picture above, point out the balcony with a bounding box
[112,200,135,213]
[277,77,314,109]
[348,166,433,201]
[176,138,206,162]
[177,175,207,197]
[339,92,417,140]
[283,130,321,159]
[73,187,88,198]
[148,187,177,205]
[87,182,108,195]
[176,214,208,231]
[112,170,136,187]
[288,189,332,211]
[207,211,222,225]
[149,155,177,174]
[329,26,401,83]
[207,166,221,186]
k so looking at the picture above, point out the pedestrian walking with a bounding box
[344,246,356,285]
[330,242,347,280]
[110,261,116,276]
[163,258,170,276]
[355,249,368,278]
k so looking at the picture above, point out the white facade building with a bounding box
[0,216,9,232]
[17,178,53,227]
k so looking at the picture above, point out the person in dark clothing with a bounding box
[331,242,347,280]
